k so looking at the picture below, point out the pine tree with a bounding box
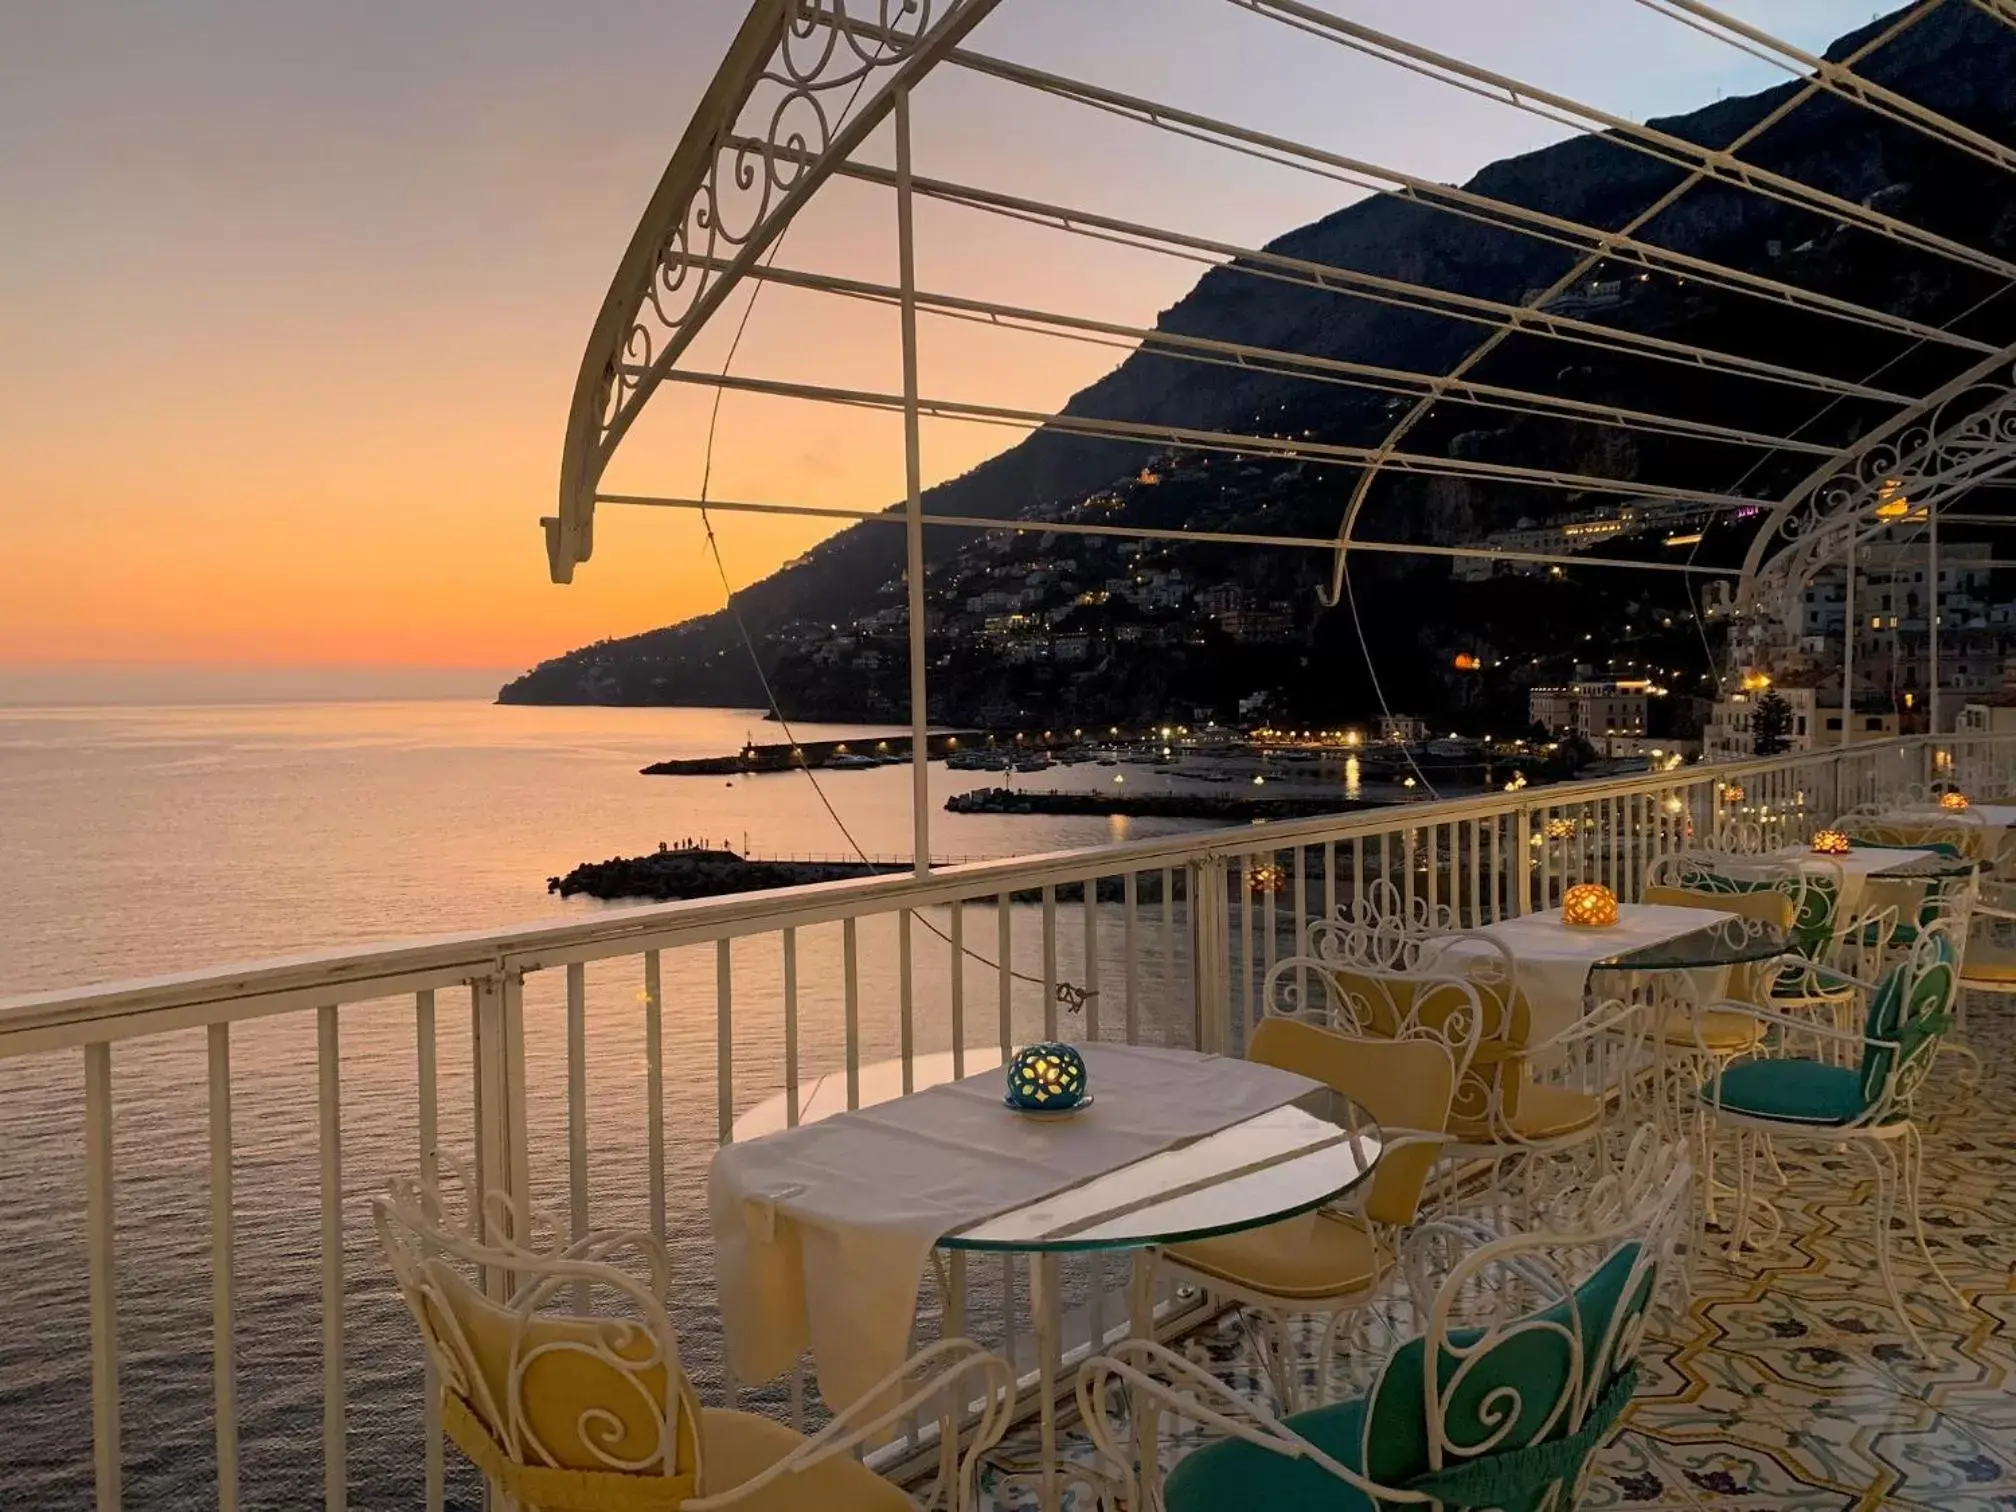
[1752,690,1794,757]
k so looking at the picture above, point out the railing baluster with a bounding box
[716,943,734,1143]
[1160,868,1176,1043]
[1323,840,1337,920]
[85,1041,120,1512]
[717,938,740,1409]
[1489,816,1499,923]
[948,905,965,1079]
[1237,855,1254,1037]
[1122,872,1140,1045]
[317,1005,344,1512]
[1263,851,1280,976]
[415,992,443,1512]
[844,920,861,1110]
[566,962,589,1309]
[1423,825,1438,918]
[1041,885,1059,1040]
[899,910,916,1094]
[208,1024,239,1512]
[645,952,666,1237]
[1083,881,1102,1043]
[997,897,1013,1055]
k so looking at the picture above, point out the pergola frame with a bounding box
[548,0,2016,867]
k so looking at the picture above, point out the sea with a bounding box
[0,690,1403,1509]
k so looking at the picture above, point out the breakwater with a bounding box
[943,786,1387,820]
[547,846,1219,905]
[642,731,980,775]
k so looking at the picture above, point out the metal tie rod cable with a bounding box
[797,153,1934,404]
[1227,0,2016,285]
[702,256,1841,457]
[1630,0,2016,175]
[638,365,1789,508]
[879,45,2004,353]
[596,493,1741,578]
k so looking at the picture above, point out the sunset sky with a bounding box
[3,0,1858,674]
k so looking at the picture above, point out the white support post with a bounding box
[1189,856,1230,1054]
[1928,497,1941,735]
[470,971,529,1261]
[896,84,930,877]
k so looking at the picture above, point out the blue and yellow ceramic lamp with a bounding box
[1006,1042,1090,1112]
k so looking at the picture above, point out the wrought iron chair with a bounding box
[1153,1018,1457,1413]
[373,1159,1015,1512]
[1267,933,1648,1231]
[1076,1135,1693,1512]
[1695,925,1968,1354]
[1303,878,1457,972]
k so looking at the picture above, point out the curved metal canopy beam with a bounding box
[547,0,1002,583]
[1738,340,2016,619]
[1316,0,1947,605]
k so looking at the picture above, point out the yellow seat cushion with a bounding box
[697,1408,914,1511]
[1448,1083,1602,1144]
[422,1258,695,1475]
[1961,943,2016,984]
[1164,1210,1387,1304]
[1659,1007,1768,1054]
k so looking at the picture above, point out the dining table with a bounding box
[1453,902,1787,1047]
[714,1041,1384,1512]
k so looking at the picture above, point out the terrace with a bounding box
[8,2,2016,1510]
[6,737,2016,1510]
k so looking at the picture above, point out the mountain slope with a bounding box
[502,4,2016,712]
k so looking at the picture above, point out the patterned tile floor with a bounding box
[983,999,2016,1510]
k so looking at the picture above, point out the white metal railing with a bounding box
[2,733,2011,1509]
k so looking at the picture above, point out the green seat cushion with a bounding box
[1704,1058,1866,1125]
[1164,1396,1372,1512]
[1167,1243,1652,1512]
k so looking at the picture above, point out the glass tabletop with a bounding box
[1865,850,1993,880]
[942,1083,1383,1254]
[1589,917,1790,971]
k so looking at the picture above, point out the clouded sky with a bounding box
[2,0,1863,670]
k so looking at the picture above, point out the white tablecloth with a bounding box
[1754,845,1932,915]
[1458,903,1742,1045]
[708,1043,1316,1410]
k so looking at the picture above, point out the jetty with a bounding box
[641,730,981,775]
[943,787,1391,821]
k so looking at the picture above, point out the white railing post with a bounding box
[470,969,529,1258]
[1189,855,1230,1053]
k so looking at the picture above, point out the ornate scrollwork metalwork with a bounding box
[551,0,997,579]
[602,0,965,441]
[1740,355,2016,628]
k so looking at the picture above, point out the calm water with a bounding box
[2,697,1355,1509]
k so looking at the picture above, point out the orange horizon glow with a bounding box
[3,3,1828,671]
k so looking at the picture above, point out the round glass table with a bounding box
[729,1046,1383,1512]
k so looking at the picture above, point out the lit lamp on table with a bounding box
[1810,830,1852,856]
[1006,1043,1089,1112]
[1940,791,1970,812]
[1562,882,1619,929]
